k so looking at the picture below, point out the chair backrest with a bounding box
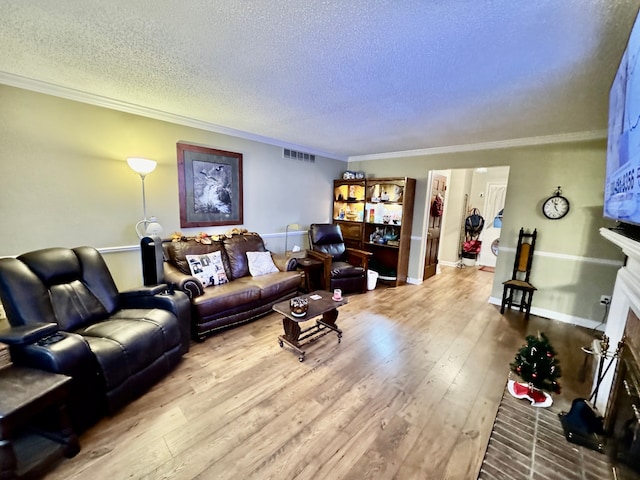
[0,246,120,331]
[511,228,537,282]
[308,223,346,261]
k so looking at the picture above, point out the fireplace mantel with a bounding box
[600,228,640,273]
[598,227,640,415]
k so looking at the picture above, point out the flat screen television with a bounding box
[604,7,640,233]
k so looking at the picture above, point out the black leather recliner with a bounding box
[0,246,191,431]
[307,223,371,294]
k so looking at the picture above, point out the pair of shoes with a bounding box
[507,379,553,407]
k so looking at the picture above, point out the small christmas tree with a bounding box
[510,332,561,394]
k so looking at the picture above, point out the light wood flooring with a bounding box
[45,266,597,479]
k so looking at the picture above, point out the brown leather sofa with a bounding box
[163,232,301,340]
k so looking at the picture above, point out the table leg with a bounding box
[318,309,343,342]
[58,403,80,458]
[281,317,301,345]
[0,439,17,480]
[278,317,306,361]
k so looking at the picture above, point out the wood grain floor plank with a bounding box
[43,266,597,480]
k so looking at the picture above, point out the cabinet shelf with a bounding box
[333,218,362,223]
[333,177,415,287]
[366,222,402,227]
[364,242,399,249]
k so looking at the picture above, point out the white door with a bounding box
[478,183,507,267]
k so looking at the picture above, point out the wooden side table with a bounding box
[296,257,324,292]
[0,366,79,479]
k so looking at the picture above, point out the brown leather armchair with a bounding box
[307,223,371,294]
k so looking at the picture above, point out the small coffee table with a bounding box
[273,290,347,362]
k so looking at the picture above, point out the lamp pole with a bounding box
[140,172,148,229]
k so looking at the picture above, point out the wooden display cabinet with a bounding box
[363,177,415,286]
[333,179,365,249]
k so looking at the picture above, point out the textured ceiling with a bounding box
[1,1,639,160]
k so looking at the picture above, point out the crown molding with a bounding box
[348,130,608,162]
[0,71,607,163]
[0,71,347,161]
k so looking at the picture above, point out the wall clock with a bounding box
[542,186,570,220]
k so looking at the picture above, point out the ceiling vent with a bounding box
[283,148,315,163]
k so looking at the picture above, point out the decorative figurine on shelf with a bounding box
[370,227,384,244]
[508,332,561,407]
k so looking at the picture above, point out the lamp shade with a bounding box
[145,217,164,236]
[127,157,157,176]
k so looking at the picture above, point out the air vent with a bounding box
[283,148,315,163]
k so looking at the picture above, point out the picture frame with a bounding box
[177,142,243,227]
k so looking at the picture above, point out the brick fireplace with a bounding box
[599,228,640,473]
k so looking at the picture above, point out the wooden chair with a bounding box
[500,228,537,319]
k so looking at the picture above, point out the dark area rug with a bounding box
[477,383,640,480]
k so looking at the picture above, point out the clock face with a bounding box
[542,195,570,219]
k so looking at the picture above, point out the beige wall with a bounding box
[349,140,625,326]
[0,85,345,289]
[439,169,469,264]
[0,83,626,326]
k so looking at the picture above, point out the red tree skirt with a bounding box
[507,379,553,407]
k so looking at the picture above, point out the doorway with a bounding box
[421,166,510,280]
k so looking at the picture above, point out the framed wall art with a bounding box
[177,142,244,227]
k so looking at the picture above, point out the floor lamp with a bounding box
[127,157,163,239]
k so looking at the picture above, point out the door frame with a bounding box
[419,170,451,280]
[418,167,510,282]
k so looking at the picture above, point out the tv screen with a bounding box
[604,8,640,227]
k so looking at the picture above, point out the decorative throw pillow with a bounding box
[246,251,279,277]
[185,251,229,287]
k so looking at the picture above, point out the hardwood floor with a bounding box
[45,266,597,479]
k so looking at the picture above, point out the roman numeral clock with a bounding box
[542,186,570,220]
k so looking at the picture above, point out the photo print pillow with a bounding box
[186,250,229,287]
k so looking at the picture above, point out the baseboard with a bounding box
[487,296,605,331]
[438,260,459,268]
